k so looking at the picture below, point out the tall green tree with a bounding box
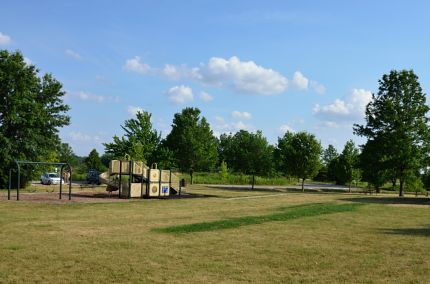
[0,50,70,187]
[334,140,359,192]
[219,130,273,189]
[318,144,339,182]
[359,138,387,192]
[275,131,322,191]
[354,70,430,196]
[84,149,104,171]
[164,107,218,183]
[57,142,78,165]
[151,145,177,169]
[322,144,338,167]
[104,110,161,164]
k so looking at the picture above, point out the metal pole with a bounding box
[140,162,144,199]
[59,166,63,200]
[128,161,132,199]
[16,162,20,201]
[119,161,122,198]
[169,170,172,196]
[8,169,11,200]
[68,165,72,200]
[158,168,161,197]
[146,168,149,198]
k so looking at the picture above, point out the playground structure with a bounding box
[7,159,182,201]
[99,160,181,198]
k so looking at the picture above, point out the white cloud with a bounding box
[65,49,82,60]
[311,80,326,95]
[211,116,253,136]
[167,85,194,104]
[196,56,288,96]
[75,91,105,102]
[199,91,213,102]
[124,56,151,74]
[279,124,294,133]
[316,121,341,129]
[313,88,372,121]
[127,106,145,116]
[0,32,11,45]
[95,75,105,81]
[66,91,119,103]
[69,131,92,142]
[125,55,325,96]
[158,56,288,96]
[23,57,32,65]
[231,111,252,120]
[291,71,308,90]
[162,64,191,80]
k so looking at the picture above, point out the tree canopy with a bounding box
[104,110,161,164]
[354,70,430,196]
[359,137,388,192]
[332,140,360,191]
[275,131,322,191]
[84,149,104,171]
[0,50,70,187]
[219,130,273,188]
[164,107,218,183]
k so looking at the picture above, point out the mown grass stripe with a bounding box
[154,203,364,234]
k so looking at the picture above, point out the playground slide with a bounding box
[99,172,119,192]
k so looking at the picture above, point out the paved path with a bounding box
[203,183,358,192]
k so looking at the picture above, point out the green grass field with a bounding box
[1,185,429,283]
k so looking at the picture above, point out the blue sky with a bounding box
[1,1,430,156]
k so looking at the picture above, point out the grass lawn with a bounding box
[0,185,429,283]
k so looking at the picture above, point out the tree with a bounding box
[101,152,115,169]
[359,138,388,192]
[275,131,322,191]
[322,144,338,167]
[354,70,430,196]
[57,143,78,165]
[334,140,360,192]
[84,149,104,171]
[164,107,218,184]
[317,144,339,182]
[219,160,229,181]
[104,111,161,164]
[219,130,273,189]
[0,50,70,187]
[152,145,177,169]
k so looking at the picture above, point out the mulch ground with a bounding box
[1,188,194,204]
[1,191,131,203]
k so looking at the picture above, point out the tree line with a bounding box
[2,50,430,196]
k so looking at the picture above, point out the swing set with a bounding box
[8,160,72,201]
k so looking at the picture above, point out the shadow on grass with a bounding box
[341,197,430,206]
[379,227,430,237]
[154,202,364,234]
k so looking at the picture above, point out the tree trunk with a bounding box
[251,175,255,190]
[348,182,351,193]
[301,178,305,192]
[190,171,193,185]
[375,186,380,194]
[399,178,404,197]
